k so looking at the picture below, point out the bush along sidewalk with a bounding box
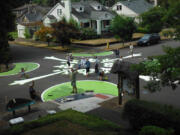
[139,125,174,135]
[123,99,180,135]
[2,109,121,135]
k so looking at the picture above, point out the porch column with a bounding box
[97,20,101,35]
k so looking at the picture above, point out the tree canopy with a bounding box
[51,18,80,47]
[110,15,136,44]
[132,46,180,91]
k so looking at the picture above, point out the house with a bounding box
[111,0,153,22]
[43,0,115,35]
[13,4,51,38]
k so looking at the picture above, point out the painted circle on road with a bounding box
[72,51,113,57]
[0,62,40,76]
[42,80,118,101]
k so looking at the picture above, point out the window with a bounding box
[105,13,108,18]
[98,6,101,9]
[80,7,82,11]
[57,9,62,16]
[117,5,122,11]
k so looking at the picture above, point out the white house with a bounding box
[112,0,153,22]
[13,4,50,38]
[43,0,115,35]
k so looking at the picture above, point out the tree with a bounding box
[35,26,54,41]
[51,18,80,47]
[162,1,180,39]
[139,7,166,33]
[132,46,180,91]
[0,0,15,66]
[110,15,136,45]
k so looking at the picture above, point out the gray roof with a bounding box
[116,0,153,14]
[15,4,51,24]
[71,0,115,20]
[47,15,56,19]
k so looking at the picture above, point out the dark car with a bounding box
[137,34,160,46]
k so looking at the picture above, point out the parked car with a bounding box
[137,34,160,46]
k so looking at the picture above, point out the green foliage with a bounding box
[79,28,99,40]
[161,29,175,38]
[132,46,180,91]
[24,28,31,39]
[123,99,180,135]
[32,0,59,6]
[8,31,18,39]
[6,109,120,135]
[140,7,166,33]
[110,15,136,43]
[52,19,80,46]
[162,1,180,39]
[139,126,174,135]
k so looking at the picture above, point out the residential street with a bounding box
[0,40,180,113]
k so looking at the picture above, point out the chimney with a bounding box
[64,0,71,21]
[154,0,157,7]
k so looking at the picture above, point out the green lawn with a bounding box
[42,80,118,101]
[0,62,39,76]
[72,51,113,57]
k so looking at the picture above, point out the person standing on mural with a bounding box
[29,81,36,99]
[66,54,71,67]
[94,56,99,74]
[115,48,120,58]
[69,68,78,93]
[129,44,134,58]
[85,58,91,77]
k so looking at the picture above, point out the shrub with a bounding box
[6,109,120,135]
[137,27,148,33]
[24,28,32,39]
[161,29,175,38]
[34,26,54,41]
[123,99,180,135]
[139,126,174,135]
[79,28,99,40]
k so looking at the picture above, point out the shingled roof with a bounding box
[14,4,51,25]
[71,0,115,20]
[115,0,153,14]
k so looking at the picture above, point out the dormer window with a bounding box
[80,7,82,11]
[117,5,122,11]
[98,6,100,9]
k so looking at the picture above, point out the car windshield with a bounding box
[141,35,151,40]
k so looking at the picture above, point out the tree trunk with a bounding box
[135,76,140,99]
[118,74,123,105]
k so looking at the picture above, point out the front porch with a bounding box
[80,20,111,35]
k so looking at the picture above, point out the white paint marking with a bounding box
[9,71,63,86]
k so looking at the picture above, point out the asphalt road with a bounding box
[0,40,179,113]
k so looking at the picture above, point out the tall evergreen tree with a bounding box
[0,0,15,65]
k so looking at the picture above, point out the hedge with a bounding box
[123,99,180,135]
[3,109,120,135]
[139,125,174,135]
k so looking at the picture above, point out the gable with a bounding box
[43,3,65,21]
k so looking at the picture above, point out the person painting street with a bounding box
[69,68,78,93]
[85,58,91,77]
